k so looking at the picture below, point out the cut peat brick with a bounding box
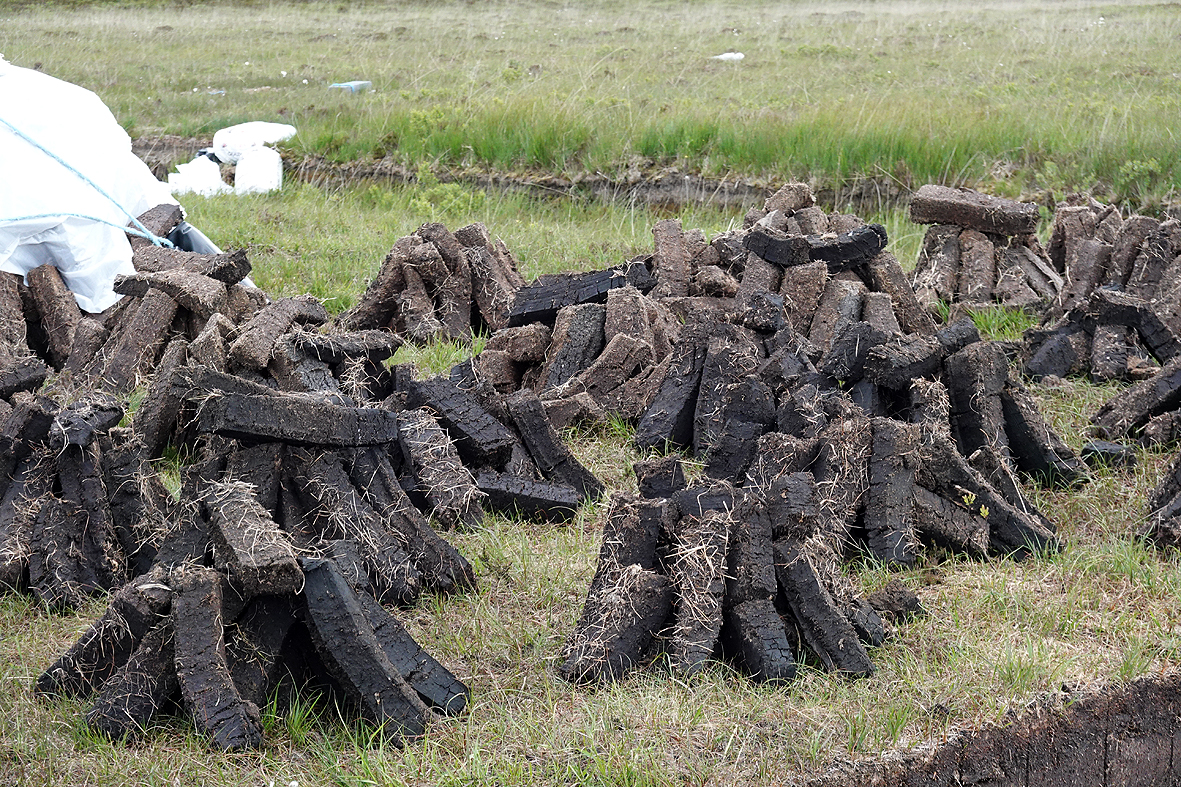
[561,333,653,412]
[1024,326,1089,381]
[945,341,1011,462]
[405,376,516,467]
[1088,288,1181,363]
[131,246,251,285]
[865,251,937,335]
[465,244,521,332]
[98,289,179,392]
[507,268,625,327]
[27,263,80,369]
[725,494,777,607]
[668,510,729,676]
[348,446,476,595]
[114,269,227,319]
[911,485,991,557]
[397,408,487,529]
[914,225,961,306]
[693,324,763,455]
[634,322,709,452]
[173,566,264,751]
[339,236,412,331]
[55,443,124,590]
[0,356,49,400]
[127,203,184,249]
[633,456,686,500]
[356,590,469,715]
[0,272,26,354]
[720,597,797,683]
[224,441,284,518]
[225,594,299,709]
[1090,324,1132,383]
[805,224,889,272]
[291,328,403,366]
[703,416,769,482]
[909,185,1040,236]
[86,619,178,740]
[864,418,922,568]
[49,394,124,450]
[507,389,604,501]
[812,414,873,547]
[863,333,943,389]
[916,432,1060,557]
[195,391,400,447]
[559,562,673,684]
[743,226,811,267]
[131,336,188,458]
[779,260,828,336]
[956,229,996,303]
[204,481,302,598]
[0,458,40,589]
[774,538,873,676]
[475,470,580,521]
[538,303,606,390]
[300,558,433,741]
[292,448,422,604]
[651,218,691,298]
[596,494,668,572]
[1092,356,1181,440]
[227,294,329,371]
[1000,376,1088,486]
[35,570,172,698]
[483,322,552,363]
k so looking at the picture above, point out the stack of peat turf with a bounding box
[1022,195,1181,384]
[552,183,1085,686]
[909,185,1061,315]
[8,208,526,750]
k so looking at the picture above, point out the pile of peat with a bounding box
[3,180,1179,758]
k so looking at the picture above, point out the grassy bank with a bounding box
[2,0,1180,208]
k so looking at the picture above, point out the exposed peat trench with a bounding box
[132,135,906,212]
[4,176,1181,781]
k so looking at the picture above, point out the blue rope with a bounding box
[0,115,173,248]
[0,212,175,244]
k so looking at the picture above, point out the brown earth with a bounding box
[808,670,1181,787]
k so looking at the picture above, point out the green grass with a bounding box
[179,178,750,313]
[2,0,1180,208]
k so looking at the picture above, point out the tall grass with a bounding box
[3,0,1179,207]
[181,178,749,311]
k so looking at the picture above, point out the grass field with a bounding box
[2,0,1180,209]
[3,1,1181,786]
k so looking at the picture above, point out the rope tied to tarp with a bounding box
[0,114,173,248]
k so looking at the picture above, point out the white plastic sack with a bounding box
[0,56,178,312]
[168,155,232,197]
[211,121,296,164]
[234,146,283,194]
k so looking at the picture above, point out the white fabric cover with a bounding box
[0,57,178,312]
[211,121,296,164]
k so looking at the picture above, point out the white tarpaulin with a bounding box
[0,56,179,312]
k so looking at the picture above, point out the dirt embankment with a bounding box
[131,135,908,213]
[809,670,1181,787]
